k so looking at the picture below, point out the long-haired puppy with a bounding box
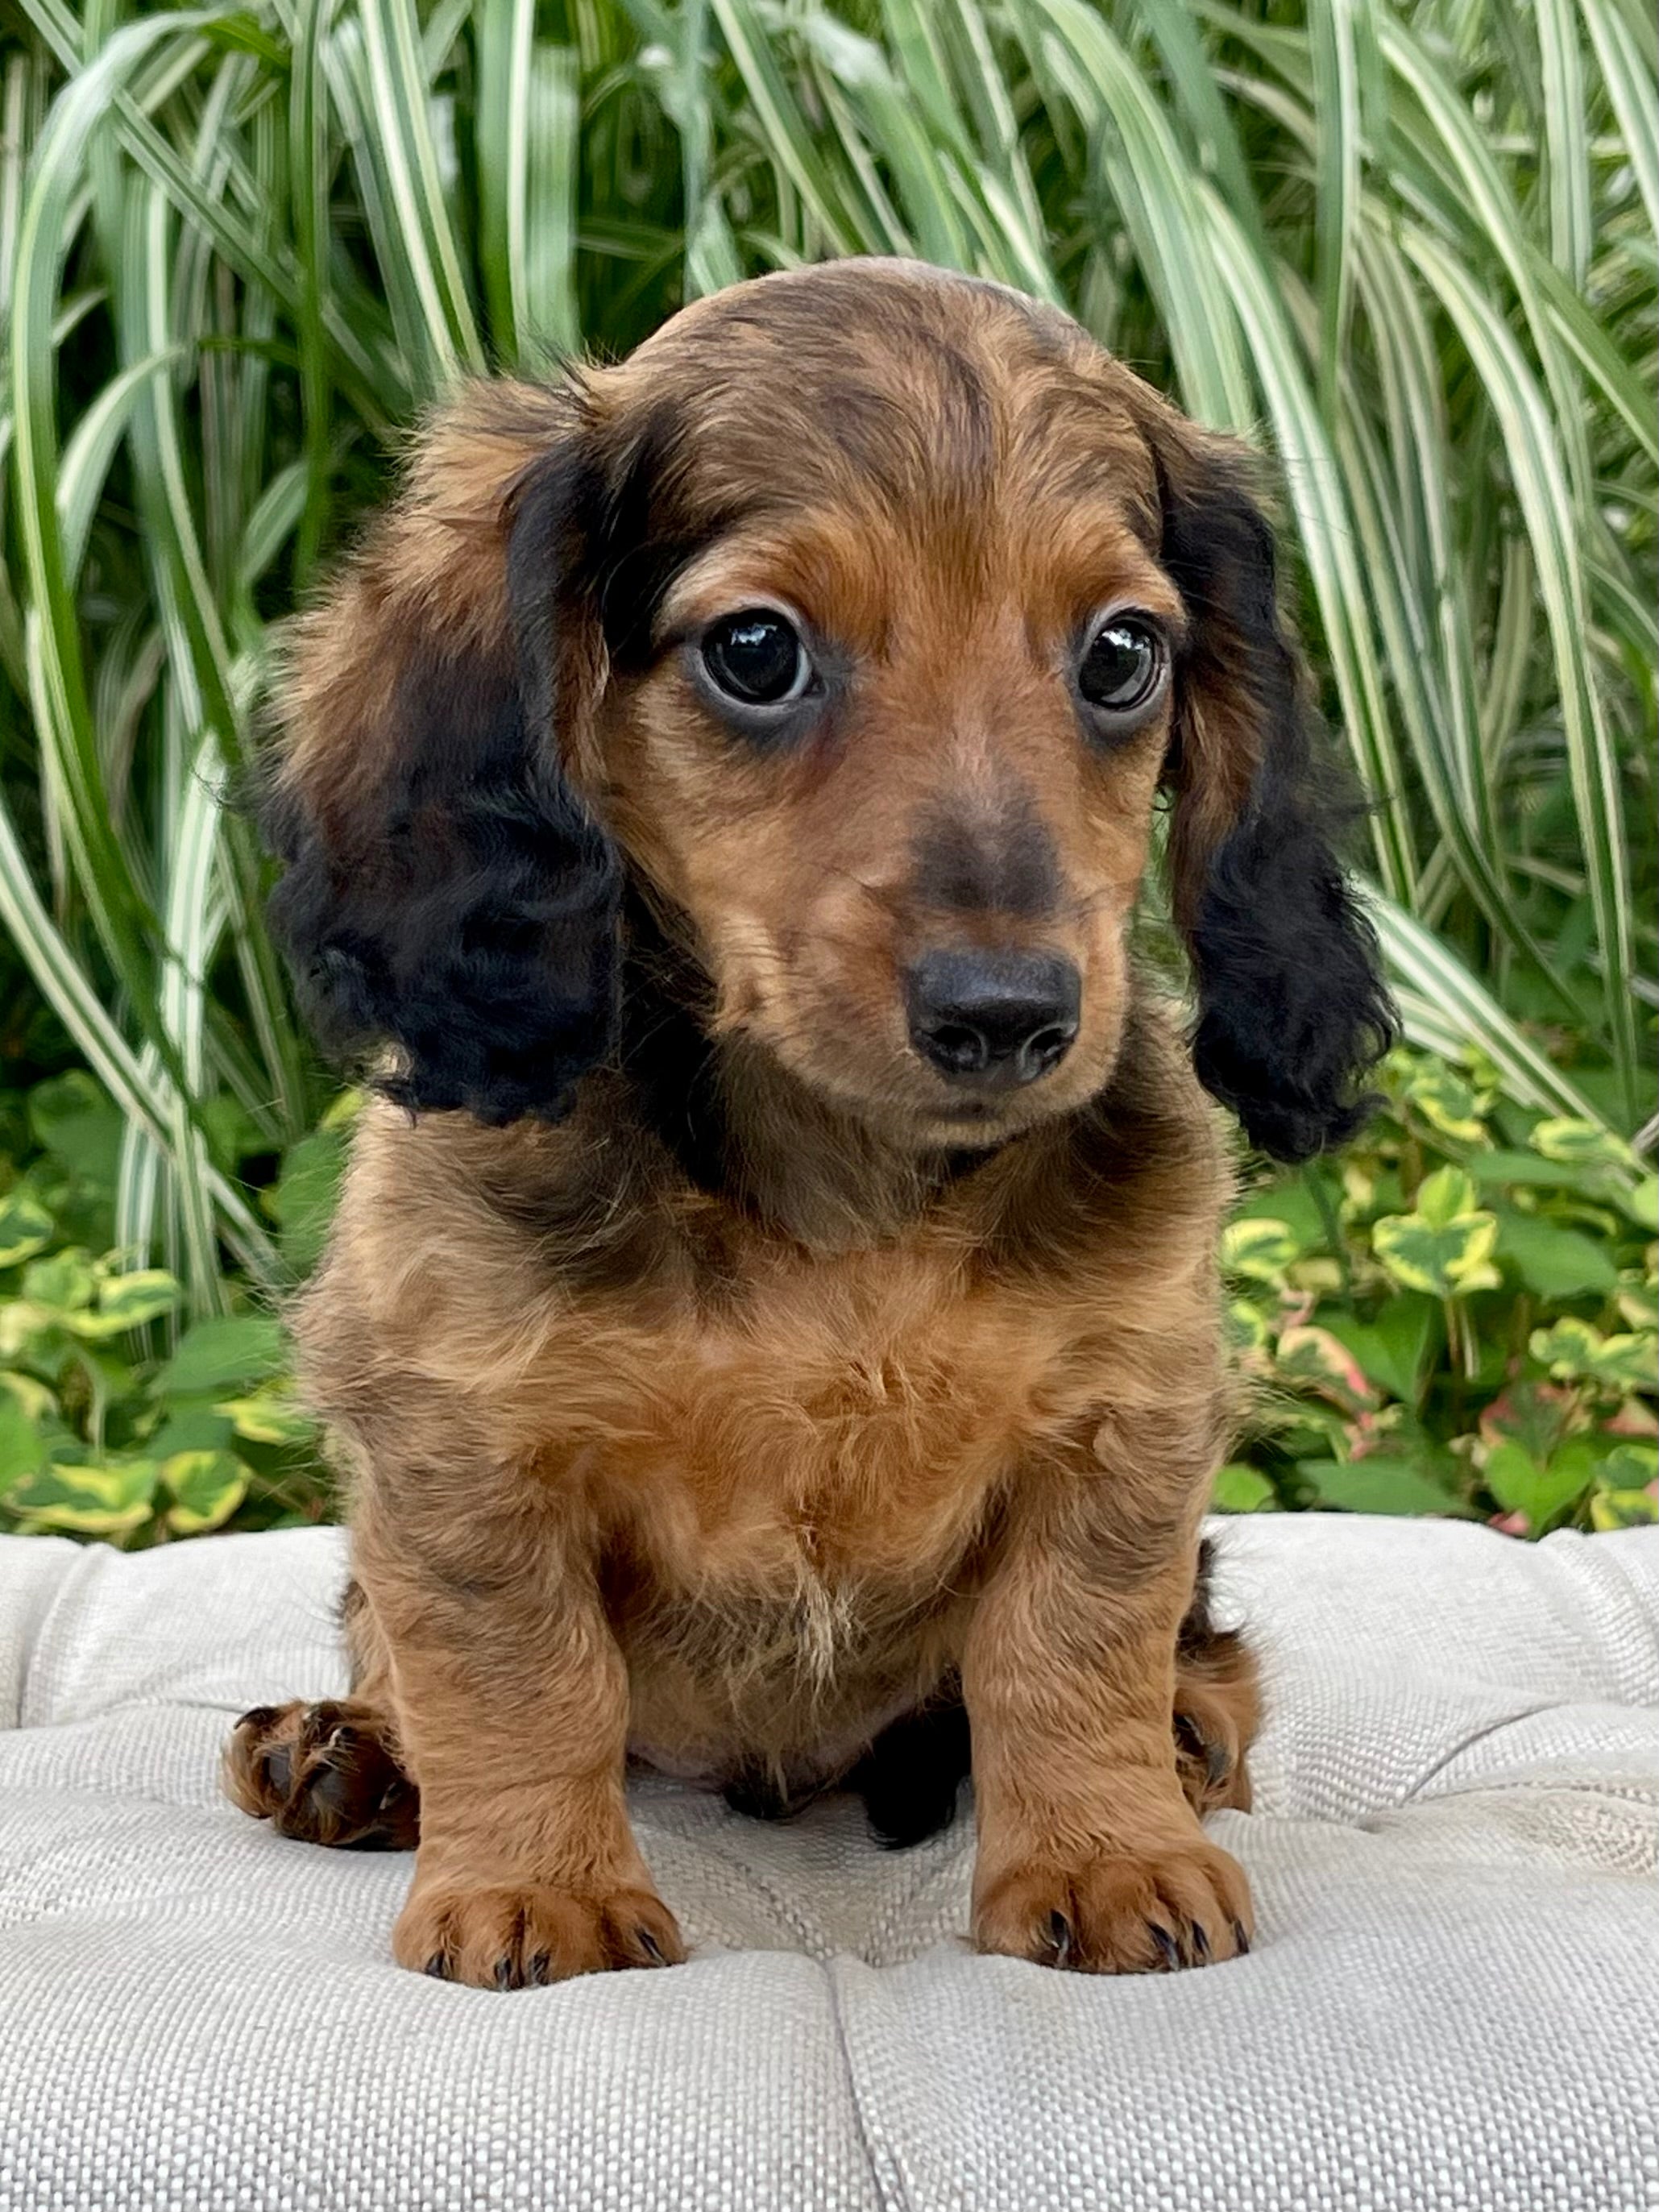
[226,259,1392,1986]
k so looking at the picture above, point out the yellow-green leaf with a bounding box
[1591,1488,1657,1530]
[8,1459,158,1535]
[66,1268,184,1338]
[1404,1064,1488,1143]
[0,1192,55,1269]
[20,1247,96,1314]
[161,1449,247,1535]
[1220,1218,1300,1284]
[0,1371,57,1421]
[1530,1320,1657,1393]
[1212,1461,1275,1512]
[1529,1118,1636,1169]
[215,1390,317,1446]
[1373,1201,1500,1297]
[1414,1166,1480,1226]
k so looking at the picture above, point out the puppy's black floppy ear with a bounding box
[261,385,621,1126]
[1150,418,1396,1162]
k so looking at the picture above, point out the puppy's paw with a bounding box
[225,1699,420,1849]
[974,1838,1253,1973]
[396,1878,686,1988]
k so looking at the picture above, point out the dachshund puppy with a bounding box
[226,258,1392,1986]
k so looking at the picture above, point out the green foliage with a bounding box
[0,1073,334,1542]
[1222,1048,1658,1533]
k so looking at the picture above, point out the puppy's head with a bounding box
[268,259,1391,1159]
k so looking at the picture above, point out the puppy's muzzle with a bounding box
[906,949,1080,1089]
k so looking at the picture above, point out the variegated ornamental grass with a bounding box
[0,0,1654,1539]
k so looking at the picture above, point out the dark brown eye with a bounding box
[701,609,811,706]
[1077,615,1166,719]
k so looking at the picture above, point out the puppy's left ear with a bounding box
[1145,406,1396,1162]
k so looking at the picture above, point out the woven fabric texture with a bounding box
[1,1515,1655,2212]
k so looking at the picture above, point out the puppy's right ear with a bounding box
[262,384,620,1125]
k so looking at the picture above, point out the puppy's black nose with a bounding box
[906,950,1080,1088]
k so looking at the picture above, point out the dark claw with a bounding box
[424,1953,450,1980]
[528,1953,552,1986]
[1045,1910,1074,1968]
[309,1760,356,1816]
[1232,1918,1251,1957]
[259,1746,292,1798]
[1174,1712,1230,1790]
[1191,1921,1211,1961]
[494,1957,516,1990]
[1149,1923,1181,1971]
[635,1928,666,1966]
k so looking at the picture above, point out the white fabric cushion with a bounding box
[1,1515,1654,2212]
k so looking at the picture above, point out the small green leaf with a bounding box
[1529,1118,1636,1170]
[1480,1381,1579,1466]
[1274,1325,1379,1410]
[1373,1199,1500,1297]
[216,1389,318,1446]
[1415,1166,1480,1226]
[161,1449,247,1535]
[0,1371,57,1421]
[1483,1437,1596,1529]
[66,1268,184,1338]
[155,1315,288,1397]
[1495,1213,1620,1300]
[1624,1177,1659,1234]
[1226,1297,1273,1356]
[1404,1065,1487,1143]
[0,1190,55,1269]
[27,1072,123,1193]
[1319,1297,1441,1405]
[7,1459,159,1536]
[1597,1443,1658,1493]
[1220,1218,1301,1284]
[268,1127,348,1278]
[0,1396,47,1488]
[144,1405,236,1459]
[21,1247,97,1314]
[1300,1456,1462,1517]
[1211,1462,1275,1513]
[1591,1488,1658,1530]
[1529,1320,1657,1392]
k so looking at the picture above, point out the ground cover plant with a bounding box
[1,0,1653,1543]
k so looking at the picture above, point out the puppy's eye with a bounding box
[1077,615,1167,722]
[701,610,812,707]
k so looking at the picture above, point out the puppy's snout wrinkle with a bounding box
[906,948,1080,1087]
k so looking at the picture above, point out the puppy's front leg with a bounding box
[359,1496,683,1988]
[964,1459,1253,1974]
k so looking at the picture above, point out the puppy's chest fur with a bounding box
[313,1046,1226,1755]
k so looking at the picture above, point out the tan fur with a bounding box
[230,261,1269,1986]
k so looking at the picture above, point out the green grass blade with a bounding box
[1402,221,1640,1118]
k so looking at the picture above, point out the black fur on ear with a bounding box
[1153,432,1396,1163]
[260,390,626,1127]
